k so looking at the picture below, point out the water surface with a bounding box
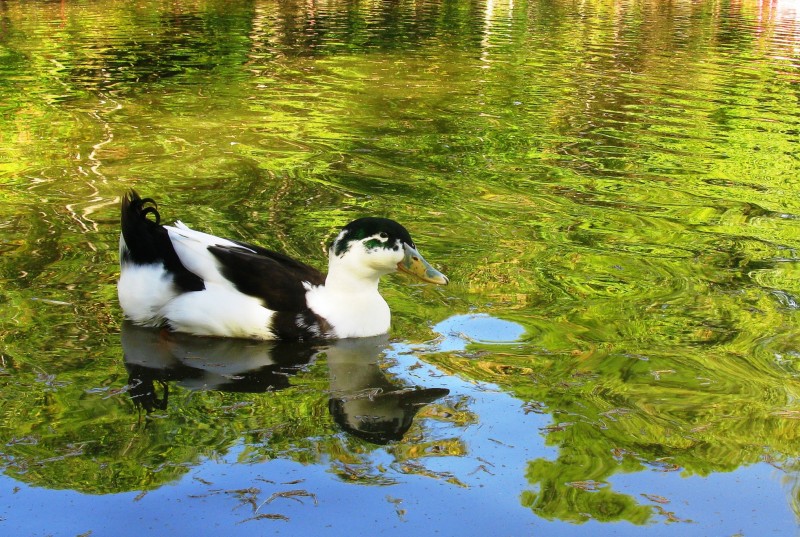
[1,0,800,535]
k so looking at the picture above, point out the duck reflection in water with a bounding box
[121,322,449,444]
[324,337,449,444]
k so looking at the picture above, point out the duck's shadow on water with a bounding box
[121,322,449,445]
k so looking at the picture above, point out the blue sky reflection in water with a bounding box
[2,0,800,535]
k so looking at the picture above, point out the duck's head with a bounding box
[329,217,448,285]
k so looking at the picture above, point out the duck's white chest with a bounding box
[305,285,390,338]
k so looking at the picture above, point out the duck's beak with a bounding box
[397,243,449,285]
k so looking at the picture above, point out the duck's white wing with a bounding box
[165,221,252,288]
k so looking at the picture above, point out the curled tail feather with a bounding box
[119,189,204,292]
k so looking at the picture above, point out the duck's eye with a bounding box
[379,232,389,240]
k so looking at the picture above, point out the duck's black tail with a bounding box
[120,190,204,292]
[120,190,168,265]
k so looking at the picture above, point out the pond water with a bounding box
[2,0,800,535]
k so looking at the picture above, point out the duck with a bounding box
[118,190,448,340]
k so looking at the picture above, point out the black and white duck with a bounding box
[118,190,448,340]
